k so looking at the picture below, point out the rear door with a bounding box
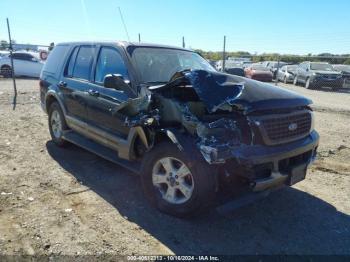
[60,45,97,122]
[85,46,135,138]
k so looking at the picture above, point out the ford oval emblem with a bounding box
[288,123,298,131]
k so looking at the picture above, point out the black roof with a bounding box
[57,41,191,52]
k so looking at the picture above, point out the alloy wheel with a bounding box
[50,110,62,139]
[152,157,194,204]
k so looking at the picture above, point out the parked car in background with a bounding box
[242,61,253,69]
[0,51,10,57]
[266,61,288,79]
[293,62,343,90]
[40,41,318,217]
[0,51,44,78]
[216,60,241,72]
[333,64,350,87]
[207,59,217,69]
[277,64,298,83]
[244,64,273,82]
[225,67,245,77]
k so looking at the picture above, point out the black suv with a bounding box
[294,62,343,90]
[40,42,319,217]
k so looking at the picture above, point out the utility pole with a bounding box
[6,18,17,110]
[276,56,280,86]
[138,33,141,43]
[222,35,226,72]
[182,36,185,48]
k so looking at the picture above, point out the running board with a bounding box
[62,131,141,174]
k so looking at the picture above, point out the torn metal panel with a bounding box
[124,110,160,127]
[150,69,312,114]
[114,95,152,116]
[184,70,244,113]
[196,118,242,164]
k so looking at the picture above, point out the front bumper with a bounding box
[216,131,319,214]
[311,77,343,88]
[224,130,319,191]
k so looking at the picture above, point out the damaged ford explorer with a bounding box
[40,42,319,217]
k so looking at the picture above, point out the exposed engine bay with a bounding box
[116,69,314,168]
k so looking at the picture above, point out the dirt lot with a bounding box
[0,79,349,255]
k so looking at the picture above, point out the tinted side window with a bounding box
[65,47,79,77]
[12,53,25,60]
[42,45,70,74]
[22,54,34,61]
[72,46,95,80]
[94,47,128,83]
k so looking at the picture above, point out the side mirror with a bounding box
[103,74,129,89]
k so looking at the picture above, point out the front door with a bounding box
[85,46,136,138]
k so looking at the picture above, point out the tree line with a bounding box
[194,49,350,65]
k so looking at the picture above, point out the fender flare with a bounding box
[45,90,67,115]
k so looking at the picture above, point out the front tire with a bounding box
[293,76,298,85]
[48,102,68,147]
[141,142,216,218]
[283,76,287,84]
[305,78,314,89]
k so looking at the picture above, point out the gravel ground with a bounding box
[0,78,349,256]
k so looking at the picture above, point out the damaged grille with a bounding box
[254,110,312,145]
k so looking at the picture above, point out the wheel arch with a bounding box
[45,91,67,115]
[1,64,11,69]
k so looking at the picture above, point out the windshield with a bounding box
[310,63,334,71]
[333,65,350,72]
[130,47,215,83]
[251,65,269,71]
[225,60,242,68]
[286,65,297,72]
[270,62,287,68]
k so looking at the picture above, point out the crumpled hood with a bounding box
[183,70,312,114]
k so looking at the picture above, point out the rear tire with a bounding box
[48,102,69,147]
[305,78,311,89]
[140,142,216,218]
[293,75,298,86]
[1,65,12,78]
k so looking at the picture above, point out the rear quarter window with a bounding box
[42,45,70,76]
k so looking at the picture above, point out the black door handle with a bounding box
[57,81,67,88]
[88,89,100,97]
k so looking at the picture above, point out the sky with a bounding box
[0,0,350,55]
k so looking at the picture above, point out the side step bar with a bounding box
[62,131,141,174]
